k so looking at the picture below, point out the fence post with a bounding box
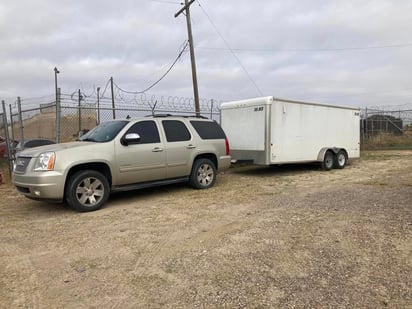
[97,87,100,125]
[210,99,214,119]
[17,97,24,144]
[1,100,13,176]
[9,104,14,141]
[364,107,368,145]
[55,87,61,143]
[78,89,82,135]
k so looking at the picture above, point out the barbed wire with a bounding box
[59,91,221,113]
[362,103,412,112]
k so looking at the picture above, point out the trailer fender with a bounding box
[317,147,341,162]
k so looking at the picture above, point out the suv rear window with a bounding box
[190,121,226,140]
[162,120,191,142]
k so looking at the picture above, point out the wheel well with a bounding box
[193,153,218,169]
[64,163,112,195]
[317,147,347,162]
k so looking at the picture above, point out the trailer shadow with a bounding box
[228,163,322,177]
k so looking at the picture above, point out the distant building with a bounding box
[362,114,403,136]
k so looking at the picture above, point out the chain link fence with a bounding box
[2,91,221,145]
[3,96,412,158]
[360,107,412,149]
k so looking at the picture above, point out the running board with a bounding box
[111,177,189,192]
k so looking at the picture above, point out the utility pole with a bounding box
[110,77,116,119]
[175,0,200,117]
[54,67,60,143]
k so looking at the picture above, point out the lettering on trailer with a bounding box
[254,107,264,112]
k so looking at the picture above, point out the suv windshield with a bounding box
[80,121,128,142]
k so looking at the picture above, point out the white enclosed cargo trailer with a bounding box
[220,96,360,170]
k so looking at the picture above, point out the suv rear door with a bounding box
[161,119,196,178]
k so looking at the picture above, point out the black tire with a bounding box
[334,150,347,169]
[321,151,334,171]
[65,170,110,212]
[189,158,217,189]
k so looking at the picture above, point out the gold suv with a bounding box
[13,115,231,212]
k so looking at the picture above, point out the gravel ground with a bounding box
[0,150,411,308]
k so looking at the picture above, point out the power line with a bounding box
[197,43,412,53]
[114,41,189,94]
[149,0,181,4]
[99,78,112,99]
[197,0,263,96]
[316,88,412,101]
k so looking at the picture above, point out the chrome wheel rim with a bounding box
[197,164,214,187]
[325,155,333,169]
[337,154,346,166]
[76,177,105,206]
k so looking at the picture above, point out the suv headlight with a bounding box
[34,152,56,171]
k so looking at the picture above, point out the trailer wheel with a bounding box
[334,150,347,169]
[321,151,334,171]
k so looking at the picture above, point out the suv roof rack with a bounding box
[145,114,209,119]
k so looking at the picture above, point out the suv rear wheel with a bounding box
[65,170,110,212]
[189,158,217,189]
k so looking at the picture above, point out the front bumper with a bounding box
[13,171,66,201]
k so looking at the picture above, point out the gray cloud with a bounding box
[1,0,411,109]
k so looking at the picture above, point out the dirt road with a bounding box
[1,150,411,308]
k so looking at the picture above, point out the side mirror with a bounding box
[122,133,141,146]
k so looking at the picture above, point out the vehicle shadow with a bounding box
[229,163,322,177]
[108,182,188,205]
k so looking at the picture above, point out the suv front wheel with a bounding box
[65,170,110,212]
[189,158,217,189]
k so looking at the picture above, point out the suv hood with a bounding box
[16,141,95,157]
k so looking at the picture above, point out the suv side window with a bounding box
[126,121,160,144]
[162,120,191,142]
[190,121,226,139]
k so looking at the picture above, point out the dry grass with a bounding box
[363,133,412,150]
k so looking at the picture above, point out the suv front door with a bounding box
[115,120,166,185]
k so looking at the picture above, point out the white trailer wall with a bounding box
[270,100,360,164]
[221,96,360,165]
[220,97,271,164]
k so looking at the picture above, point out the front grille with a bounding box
[14,157,31,173]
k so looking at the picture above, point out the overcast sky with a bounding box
[1,0,412,109]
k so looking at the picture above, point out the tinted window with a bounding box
[162,120,191,142]
[127,121,160,144]
[39,140,54,146]
[25,141,40,148]
[190,121,226,139]
[21,140,54,148]
[25,140,42,148]
[80,121,128,142]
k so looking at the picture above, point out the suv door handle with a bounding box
[186,144,196,149]
[152,147,164,152]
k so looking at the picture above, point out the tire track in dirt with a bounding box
[1,244,42,309]
[132,216,249,279]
